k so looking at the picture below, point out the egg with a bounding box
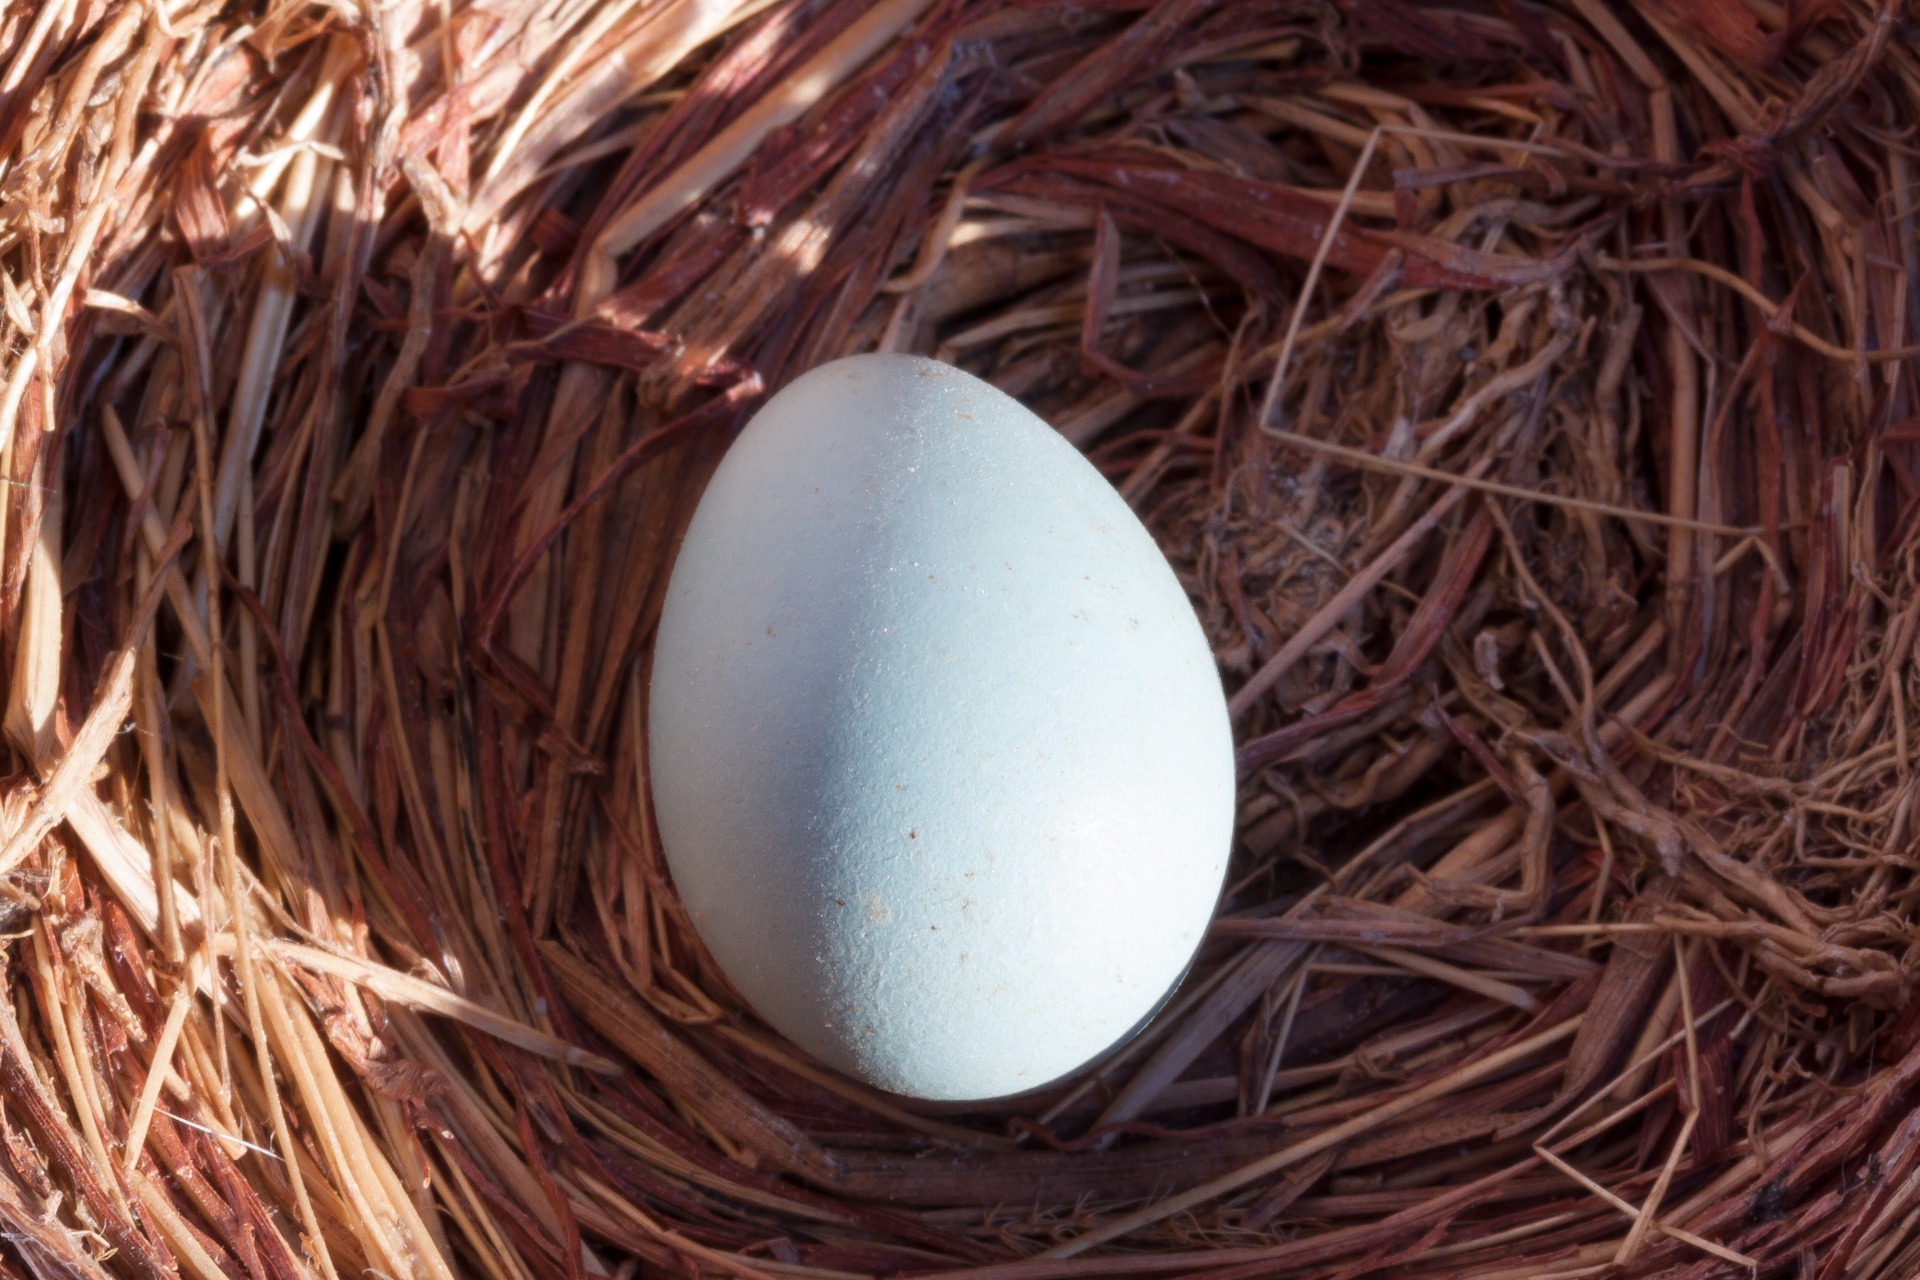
[648,353,1234,1102]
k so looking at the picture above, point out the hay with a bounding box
[3,0,1920,1277]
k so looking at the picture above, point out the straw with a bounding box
[4,1,1920,1278]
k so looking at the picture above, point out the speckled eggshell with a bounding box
[648,353,1234,1102]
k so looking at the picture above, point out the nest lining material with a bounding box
[2,0,1920,1278]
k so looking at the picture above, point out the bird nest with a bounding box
[3,0,1920,1278]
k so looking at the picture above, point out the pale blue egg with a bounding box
[650,354,1233,1102]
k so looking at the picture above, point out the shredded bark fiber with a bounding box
[3,0,1920,1277]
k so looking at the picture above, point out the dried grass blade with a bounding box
[542,943,840,1182]
[257,940,618,1073]
[1045,1015,1585,1257]
[588,0,937,279]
